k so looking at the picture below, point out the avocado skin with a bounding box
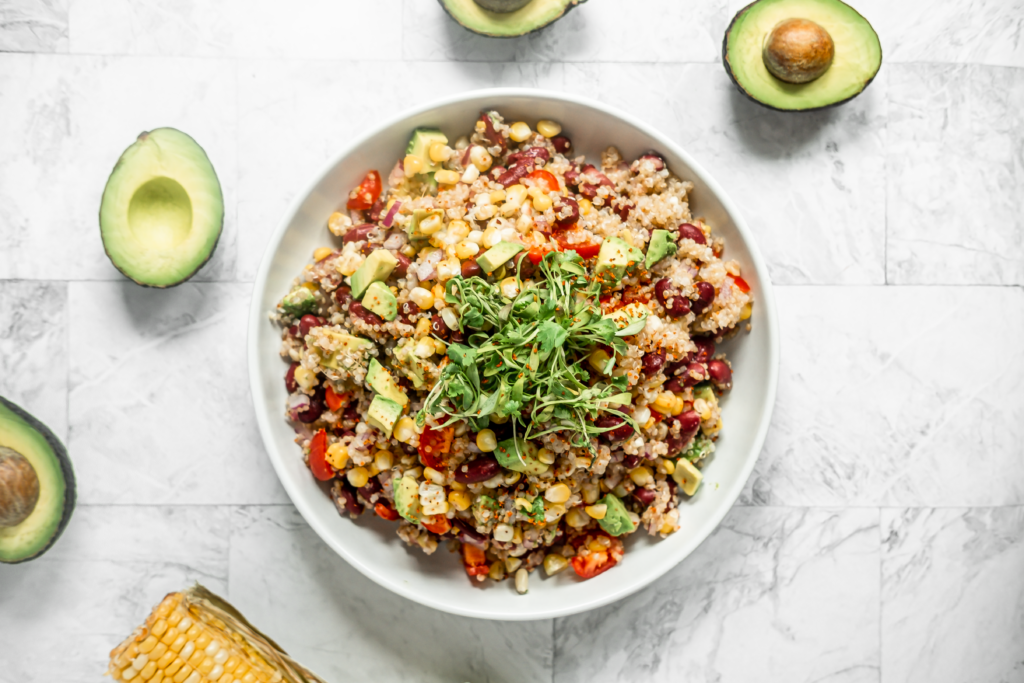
[100,129,224,289]
[0,396,76,564]
[438,0,587,38]
[722,0,882,113]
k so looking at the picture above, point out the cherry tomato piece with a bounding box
[524,169,559,192]
[422,516,452,535]
[528,244,555,265]
[418,426,454,469]
[374,501,400,521]
[346,170,382,211]
[462,543,490,577]
[730,275,751,293]
[571,552,618,580]
[324,385,345,412]
[308,429,334,481]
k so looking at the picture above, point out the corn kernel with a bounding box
[532,193,553,212]
[515,567,529,594]
[429,142,452,163]
[505,184,528,206]
[581,482,600,505]
[660,459,676,475]
[434,169,460,185]
[313,247,333,262]
[347,466,369,489]
[577,198,593,216]
[489,189,506,203]
[740,302,753,321]
[327,211,351,236]
[448,220,471,239]
[431,282,446,303]
[374,450,393,471]
[470,146,492,172]
[394,416,418,444]
[565,507,590,528]
[536,447,555,465]
[403,154,424,177]
[151,619,169,638]
[414,337,436,358]
[505,557,522,573]
[414,317,432,338]
[293,365,318,391]
[139,636,158,654]
[545,483,571,504]
[418,213,443,235]
[423,466,445,486]
[475,204,498,221]
[448,490,472,511]
[589,348,612,373]
[543,553,569,575]
[433,339,447,355]
[585,504,608,520]
[476,429,497,452]
[455,240,480,259]
[500,277,520,299]
[629,466,654,487]
[461,164,480,183]
[512,526,523,544]
[409,286,434,310]
[493,523,514,542]
[509,121,532,142]
[652,391,677,415]
[536,120,561,138]
[488,561,506,581]
[451,481,466,491]
[482,225,502,249]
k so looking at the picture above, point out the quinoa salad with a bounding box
[273,111,754,592]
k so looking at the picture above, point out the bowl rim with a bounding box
[247,87,780,621]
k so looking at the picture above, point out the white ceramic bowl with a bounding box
[248,89,780,621]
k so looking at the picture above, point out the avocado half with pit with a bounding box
[723,0,881,111]
[439,0,586,38]
[0,397,76,564]
[100,128,224,288]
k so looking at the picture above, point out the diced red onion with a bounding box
[382,200,401,228]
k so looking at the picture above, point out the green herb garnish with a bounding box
[416,250,637,455]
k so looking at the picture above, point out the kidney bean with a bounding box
[453,518,489,548]
[479,112,506,152]
[707,359,732,389]
[511,251,535,278]
[612,198,632,222]
[676,223,707,245]
[398,301,421,324]
[288,324,300,338]
[623,454,642,469]
[582,164,614,188]
[638,152,665,171]
[563,165,581,188]
[298,314,324,337]
[671,410,701,447]
[553,196,579,227]
[342,403,361,422]
[349,301,383,326]
[454,455,500,484]
[664,377,684,394]
[641,350,665,376]
[462,260,483,279]
[285,363,299,393]
[331,481,362,517]
[506,146,550,168]
[394,252,411,277]
[342,223,375,243]
[334,285,353,308]
[358,476,383,503]
[496,163,530,187]
[683,362,710,387]
[430,314,451,339]
[654,278,691,318]
[690,337,715,364]
[368,196,384,223]
[550,135,572,154]
[450,329,466,344]
[633,487,657,506]
[578,183,598,200]
[596,414,634,442]
[295,390,324,423]
[360,241,383,256]
[690,281,716,315]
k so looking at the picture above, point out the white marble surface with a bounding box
[1,1,1023,681]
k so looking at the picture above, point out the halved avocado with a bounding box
[0,397,75,564]
[723,0,882,111]
[100,128,224,288]
[439,0,586,38]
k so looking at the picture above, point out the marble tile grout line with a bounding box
[878,505,884,683]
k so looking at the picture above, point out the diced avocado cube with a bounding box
[522,496,545,525]
[405,128,448,175]
[408,208,443,239]
[280,286,316,316]
[602,302,649,337]
[597,493,636,537]
[350,249,398,299]
[672,457,703,496]
[472,494,500,525]
[693,384,715,403]
[366,357,408,406]
[494,437,548,475]
[366,395,402,439]
[595,236,643,280]
[362,281,398,321]
[393,342,426,389]
[317,330,374,370]
[645,229,678,269]
[393,476,422,522]
[681,434,715,464]
[476,241,524,274]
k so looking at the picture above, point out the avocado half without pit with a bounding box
[440,0,586,37]
[100,128,224,288]
[0,397,76,564]
[724,0,881,111]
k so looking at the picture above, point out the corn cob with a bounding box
[107,585,326,683]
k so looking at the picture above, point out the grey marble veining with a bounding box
[0,1,1022,681]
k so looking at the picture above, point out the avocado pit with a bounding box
[0,446,40,528]
[762,18,835,84]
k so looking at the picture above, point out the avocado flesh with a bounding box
[100,128,224,288]
[439,0,584,37]
[0,397,75,564]
[724,0,881,111]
